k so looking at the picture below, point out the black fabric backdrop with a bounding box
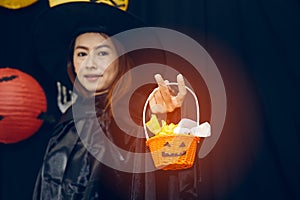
[0,0,299,199]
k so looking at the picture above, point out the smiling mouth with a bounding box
[84,74,103,82]
[162,151,186,157]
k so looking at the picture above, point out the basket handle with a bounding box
[143,82,200,140]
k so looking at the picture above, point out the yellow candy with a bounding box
[146,114,161,135]
[146,114,179,136]
[161,123,177,134]
[159,132,168,136]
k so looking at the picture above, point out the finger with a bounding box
[149,95,156,108]
[149,89,168,113]
[164,79,176,95]
[176,74,187,102]
[68,90,73,103]
[57,82,62,102]
[151,104,166,114]
[154,74,172,104]
[154,74,165,87]
[150,93,166,114]
[154,90,165,106]
[62,86,67,103]
[71,92,78,101]
[149,96,158,113]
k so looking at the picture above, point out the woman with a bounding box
[32,2,198,199]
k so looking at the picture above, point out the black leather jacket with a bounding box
[33,94,200,200]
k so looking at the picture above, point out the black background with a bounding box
[0,0,299,199]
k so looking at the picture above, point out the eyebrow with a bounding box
[75,44,113,50]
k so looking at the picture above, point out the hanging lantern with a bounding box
[48,0,129,11]
[0,67,47,144]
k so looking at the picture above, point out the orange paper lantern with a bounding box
[0,68,47,144]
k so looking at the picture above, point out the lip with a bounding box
[84,74,103,82]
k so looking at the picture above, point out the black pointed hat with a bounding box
[32,2,144,87]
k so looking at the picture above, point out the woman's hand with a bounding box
[149,74,187,113]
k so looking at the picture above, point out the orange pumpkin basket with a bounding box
[143,82,200,170]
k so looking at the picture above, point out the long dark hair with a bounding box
[67,32,133,115]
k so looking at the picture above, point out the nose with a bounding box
[84,53,97,70]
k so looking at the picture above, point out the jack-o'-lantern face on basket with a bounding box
[0,68,47,144]
[147,135,200,170]
[160,138,194,158]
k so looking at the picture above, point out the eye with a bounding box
[164,142,171,147]
[97,51,109,56]
[77,52,87,57]
[179,142,186,147]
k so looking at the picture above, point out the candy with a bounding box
[146,114,161,135]
[146,114,178,136]
[146,115,211,137]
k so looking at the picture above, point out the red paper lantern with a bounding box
[0,67,47,144]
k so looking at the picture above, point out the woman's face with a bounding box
[73,32,119,93]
